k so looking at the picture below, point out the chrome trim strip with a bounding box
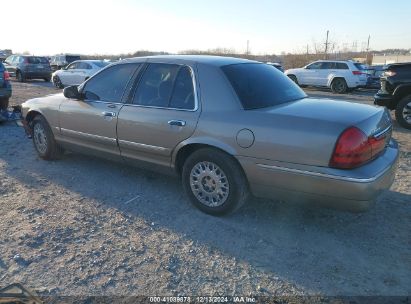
[373,125,392,139]
[118,139,170,153]
[61,128,116,143]
[256,163,391,183]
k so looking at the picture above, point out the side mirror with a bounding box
[63,85,82,99]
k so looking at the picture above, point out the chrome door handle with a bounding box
[102,111,116,117]
[168,120,186,127]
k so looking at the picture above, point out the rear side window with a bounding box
[27,57,48,64]
[320,62,335,69]
[222,63,307,110]
[83,63,138,102]
[335,62,349,69]
[169,66,195,110]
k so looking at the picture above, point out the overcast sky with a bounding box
[3,0,411,56]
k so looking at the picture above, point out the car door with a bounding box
[58,63,140,159]
[60,62,79,85]
[71,62,90,84]
[300,61,322,85]
[117,63,200,167]
[317,62,335,86]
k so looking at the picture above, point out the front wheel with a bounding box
[288,75,299,85]
[16,71,25,83]
[395,94,411,130]
[32,116,64,160]
[182,148,249,215]
[330,78,348,94]
[52,75,64,89]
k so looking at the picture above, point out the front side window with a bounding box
[306,62,322,69]
[66,62,78,70]
[82,63,138,102]
[222,63,307,110]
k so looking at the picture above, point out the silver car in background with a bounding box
[21,56,399,215]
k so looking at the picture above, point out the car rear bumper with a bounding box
[0,87,12,99]
[374,91,396,109]
[23,71,52,79]
[237,139,399,212]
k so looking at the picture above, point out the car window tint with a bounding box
[222,63,307,110]
[320,62,335,69]
[66,62,78,69]
[169,66,195,110]
[83,63,138,103]
[133,63,179,107]
[306,62,322,69]
[335,62,349,69]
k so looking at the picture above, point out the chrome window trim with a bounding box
[129,63,199,112]
[61,128,117,144]
[256,163,391,183]
[118,139,170,153]
[373,125,392,139]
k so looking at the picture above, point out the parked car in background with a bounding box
[4,55,51,82]
[50,54,81,71]
[266,62,284,72]
[0,62,12,110]
[52,60,110,88]
[285,60,368,93]
[374,62,411,129]
[365,65,385,89]
[22,56,398,215]
[2,60,16,77]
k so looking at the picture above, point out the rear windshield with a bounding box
[221,63,307,110]
[93,61,110,68]
[27,57,49,64]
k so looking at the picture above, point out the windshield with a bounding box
[221,63,307,110]
[354,63,366,70]
[93,61,110,68]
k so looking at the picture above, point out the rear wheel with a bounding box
[331,78,348,94]
[32,115,64,160]
[288,75,299,85]
[0,98,9,111]
[395,94,411,130]
[16,71,25,83]
[182,148,249,215]
[52,75,64,89]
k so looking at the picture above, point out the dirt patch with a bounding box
[0,83,410,298]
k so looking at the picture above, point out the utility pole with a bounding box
[366,35,370,52]
[324,30,330,59]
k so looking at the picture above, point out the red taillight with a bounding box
[3,71,10,81]
[352,70,363,75]
[330,127,388,169]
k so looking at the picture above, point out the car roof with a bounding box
[122,55,258,66]
[386,62,411,68]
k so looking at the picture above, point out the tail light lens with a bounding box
[3,71,10,81]
[330,127,388,169]
[384,70,396,77]
[352,70,364,75]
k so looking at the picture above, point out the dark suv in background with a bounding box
[0,62,12,110]
[4,55,52,82]
[374,62,411,129]
[50,54,81,71]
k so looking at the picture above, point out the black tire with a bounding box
[330,78,348,94]
[182,148,249,215]
[395,94,411,130]
[44,77,51,82]
[32,115,64,160]
[52,75,64,89]
[288,74,299,85]
[0,98,9,111]
[16,71,25,82]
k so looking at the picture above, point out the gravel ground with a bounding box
[0,81,410,299]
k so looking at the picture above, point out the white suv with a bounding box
[285,60,368,93]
